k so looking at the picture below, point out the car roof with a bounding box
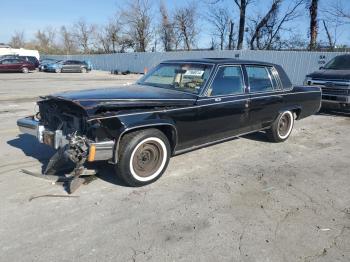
[162,58,277,66]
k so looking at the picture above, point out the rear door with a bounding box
[245,65,283,129]
[62,61,73,72]
[7,59,21,72]
[70,61,81,72]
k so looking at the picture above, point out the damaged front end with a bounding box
[17,98,116,193]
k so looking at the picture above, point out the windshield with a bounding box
[324,56,350,70]
[138,63,213,94]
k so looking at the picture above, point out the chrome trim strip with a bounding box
[89,90,321,121]
[322,99,350,104]
[310,79,350,86]
[174,127,269,155]
[75,98,197,102]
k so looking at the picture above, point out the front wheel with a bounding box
[22,67,29,73]
[116,129,171,186]
[266,111,294,142]
[81,67,87,73]
[55,68,61,73]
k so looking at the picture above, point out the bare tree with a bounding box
[73,19,96,54]
[228,20,235,50]
[308,0,319,50]
[249,0,304,50]
[96,19,121,53]
[60,26,76,54]
[9,31,25,48]
[284,33,308,49]
[322,20,334,49]
[34,27,57,53]
[249,0,283,49]
[234,0,252,50]
[120,0,153,52]
[206,6,230,50]
[173,4,197,50]
[321,0,349,49]
[159,2,175,51]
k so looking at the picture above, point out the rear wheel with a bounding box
[116,129,171,186]
[266,111,294,142]
[55,68,61,73]
[22,67,29,73]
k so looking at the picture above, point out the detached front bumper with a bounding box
[17,116,115,162]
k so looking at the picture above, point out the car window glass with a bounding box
[246,66,273,92]
[3,59,14,64]
[324,55,350,70]
[208,66,244,96]
[141,63,213,94]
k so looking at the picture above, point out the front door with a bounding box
[194,65,250,145]
[0,60,10,72]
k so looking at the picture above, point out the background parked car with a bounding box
[18,56,40,69]
[43,60,91,73]
[39,58,60,71]
[305,54,350,109]
[0,58,36,73]
[0,55,39,69]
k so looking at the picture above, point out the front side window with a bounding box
[246,66,273,93]
[208,66,244,96]
[139,63,213,94]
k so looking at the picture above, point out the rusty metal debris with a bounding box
[28,194,80,202]
[21,133,97,194]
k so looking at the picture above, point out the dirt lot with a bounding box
[0,71,349,262]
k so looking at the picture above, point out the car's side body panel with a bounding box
[94,85,321,157]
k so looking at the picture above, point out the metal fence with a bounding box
[45,50,349,85]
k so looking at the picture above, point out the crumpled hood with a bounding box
[307,69,350,81]
[44,84,198,116]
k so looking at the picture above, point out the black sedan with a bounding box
[17,58,321,191]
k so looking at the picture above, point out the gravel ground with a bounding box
[0,71,349,262]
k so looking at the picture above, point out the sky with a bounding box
[0,0,350,49]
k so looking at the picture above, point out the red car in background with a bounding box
[0,58,36,73]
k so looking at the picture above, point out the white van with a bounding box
[0,46,40,60]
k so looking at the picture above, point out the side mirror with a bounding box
[319,66,324,70]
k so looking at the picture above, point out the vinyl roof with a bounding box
[162,58,277,66]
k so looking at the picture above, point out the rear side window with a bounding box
[246,66,273,93]
[208,66,244,96]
